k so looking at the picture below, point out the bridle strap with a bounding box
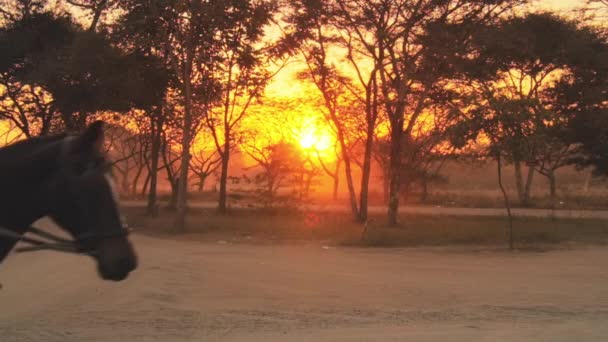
[28,226,73,244]
[0,225,132,256]
[0,226,85,255]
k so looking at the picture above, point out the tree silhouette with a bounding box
[462,13,608,205]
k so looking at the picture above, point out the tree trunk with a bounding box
[382,169,389,205]
[305,172,313,199]
[146,114,162,217]
[132,163,145,196]
[61,111,78,132]
[175,52,194,232]
[87,0,108,32]
[198,175,207,192]
[420,179,429,202]
[548,170,557,208]
[334,131,359,220]
[267,176,276,207]
[358,125,374,222]
[514,161,525,205]
[523,166,535,206]
[331,161,341,201]
[297,172,305,200]
[400,180,411,206]
[121,163,130,194]
[218,137,230,214]
[341,149,359,219]
[40,120,51,136]
[142,172,151,197]
[583,170,593,194]
[332,175,339,201]
[387,124,403,226]
[497,154,514,250]
[547,169,558,221]
[168,178,179,210]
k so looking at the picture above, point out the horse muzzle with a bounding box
[95,238,138,281]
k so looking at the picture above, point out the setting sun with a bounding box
[298,132,316,149]
[298,128,333,152]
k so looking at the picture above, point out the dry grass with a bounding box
[122,206,608,249]
[411,190,608,210]
[120,187,608,210]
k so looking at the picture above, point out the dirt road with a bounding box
[2,233,608,341]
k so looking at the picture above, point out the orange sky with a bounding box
[1,0,598,161]
[260,0,596,157]
[538,0,585,10]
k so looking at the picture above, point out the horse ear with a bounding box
[77,120,105,153]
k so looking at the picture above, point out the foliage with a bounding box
[0,4,169,130]
[452,13,608,203]
[243,141,314,207]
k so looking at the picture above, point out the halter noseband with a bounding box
[0,137,131,256]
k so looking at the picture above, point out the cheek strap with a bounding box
[0,224,133,256]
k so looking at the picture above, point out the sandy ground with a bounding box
[2,232,608,341]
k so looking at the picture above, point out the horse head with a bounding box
[46,121,137,281]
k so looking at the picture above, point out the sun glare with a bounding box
[298,127,333,153]
[299,131,317,149]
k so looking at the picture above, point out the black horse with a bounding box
[0,121,137,281]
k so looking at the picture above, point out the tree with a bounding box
[0,0,44,25]
[115,0,279,229]
[102,120,150,196]
[552,20,608,175]
[316,143,343,201]
[530,129,574,205]
[63,0,119,32]
[0,120,22,146]
[2,0,169,212]
[462,13,608,205]
[243,141,305,207]
[0,3,66,135]
[204,0,279,214]
[590,0,608,5]
[159,118,182,210]
[112,0,176,215]
[190,128,222,192]
[0,5,168,131]
[190,148,221,192]
[0,72,56,137]
[283,0,377,222]
[584,0,608,18]
[115,0,217,229]
[330,0,523,225]
[472,14,576,205]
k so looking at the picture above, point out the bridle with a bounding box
[0,136,131,257]
[0,225,131,256]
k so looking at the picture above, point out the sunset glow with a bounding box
[296,121,334,152]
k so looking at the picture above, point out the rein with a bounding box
[0,225,131,256]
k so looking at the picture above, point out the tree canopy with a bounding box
[0,7,169,131]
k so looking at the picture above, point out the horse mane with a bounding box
[0,134,67,161]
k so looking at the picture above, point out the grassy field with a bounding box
[416,190,608,210]
[122,206,608,249]
[122,186,608,211]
